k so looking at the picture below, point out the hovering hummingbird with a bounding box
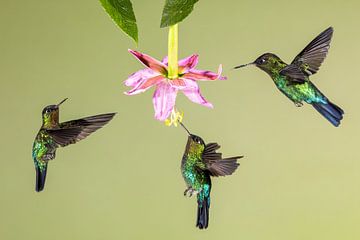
[32,98,116,192]
[234,27,344,127]
[179,122,243,229]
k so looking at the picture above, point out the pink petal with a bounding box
[124,68,158,87]
[181,80,213,108]
[168,78,187,89]
[162,56,168,64]
[183,64,227,81]
[125,75,165,95]
[152,82,178,121]
[167,77,198,90]
[162,54,199,73]
[178,54,199,73]
[129,49,168,75]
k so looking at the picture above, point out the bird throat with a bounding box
[185,140,204,158]
[42,112,59,129]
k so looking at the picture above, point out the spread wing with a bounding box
[280,27,333,83]
[47,113,116,147]
[46,127,84,147]
[201,143,242,177]
[292,26,333,75]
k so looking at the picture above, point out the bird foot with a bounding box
[294,102,303,107]
[42,153,55,161]
[184,187,198,197]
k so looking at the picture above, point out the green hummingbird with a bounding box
[235,27,344,127]
[179,122,243,229]
[32,98,116,192]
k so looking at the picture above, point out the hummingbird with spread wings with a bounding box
[235,27,344,127]
[32,98,116,192]
[179,122,243,229]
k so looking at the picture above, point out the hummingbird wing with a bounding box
[279,27,333,83]
[279,64,308,83]
[201,143,242,177]
[46,127,84,147]
[291,27,333,76]
[47,113,116,147]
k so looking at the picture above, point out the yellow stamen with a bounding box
[165,108,184,127]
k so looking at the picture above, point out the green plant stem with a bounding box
[167,24,178,79]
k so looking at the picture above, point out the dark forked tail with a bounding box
[35,164,47,192]
[312,100,344,127]
[196,195,210,229]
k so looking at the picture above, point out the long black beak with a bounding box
[234,62,254,69]
[179,122,191,136]
[57,98,68,107]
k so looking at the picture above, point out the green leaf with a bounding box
[160,0,199,28]
[99,0,138,43]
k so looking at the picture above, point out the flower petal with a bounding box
[125,75,164,95]
[181,80,213,108]
[162,54,198,72]
[162,56,168,64]
[124,68,158,87]
[178,54,199,73]
[168,77,198,90]
[153,82,178,121]
[183,64,227,81]
[129,49,168,75]
[168,78,187,90]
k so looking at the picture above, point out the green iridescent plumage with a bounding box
[32,98,116,192]
[235,27,344,126]
[180,123,242,229]
[182,136,210,203]
[263,58,326,105]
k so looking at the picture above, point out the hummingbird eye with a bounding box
[191,135,204,145]
[256,56,267,65]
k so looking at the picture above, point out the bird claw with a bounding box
[42,153,55,161]
[184,188,198,197]
[294,102,303,107]
[184,188,191,197]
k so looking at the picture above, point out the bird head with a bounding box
[179,122,206,155]
[234,53,285,76]
[41,98,67,128]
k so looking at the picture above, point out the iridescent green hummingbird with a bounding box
[32,98,116,192]
[235,27,344,127]
[179,122,243,229]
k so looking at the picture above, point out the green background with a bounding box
[1,0,359,239]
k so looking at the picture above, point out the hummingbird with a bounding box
[234,27,344,127]
[179,122,243,229]
[32,98,116,192]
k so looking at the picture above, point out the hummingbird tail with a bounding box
[196,195,210,229]
[35,164,47,192]
[312,101,344,127]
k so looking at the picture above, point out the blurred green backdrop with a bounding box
[1,0,359,239]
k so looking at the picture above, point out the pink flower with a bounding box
[125,49,226,121]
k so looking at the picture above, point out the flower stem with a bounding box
[167,24,178,79]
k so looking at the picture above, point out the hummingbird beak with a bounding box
[233,62,255,69]
[179,122,191,136]
[57,98,68,107]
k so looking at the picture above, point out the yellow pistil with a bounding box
[165,108,184,127]
[167,24,179,79]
